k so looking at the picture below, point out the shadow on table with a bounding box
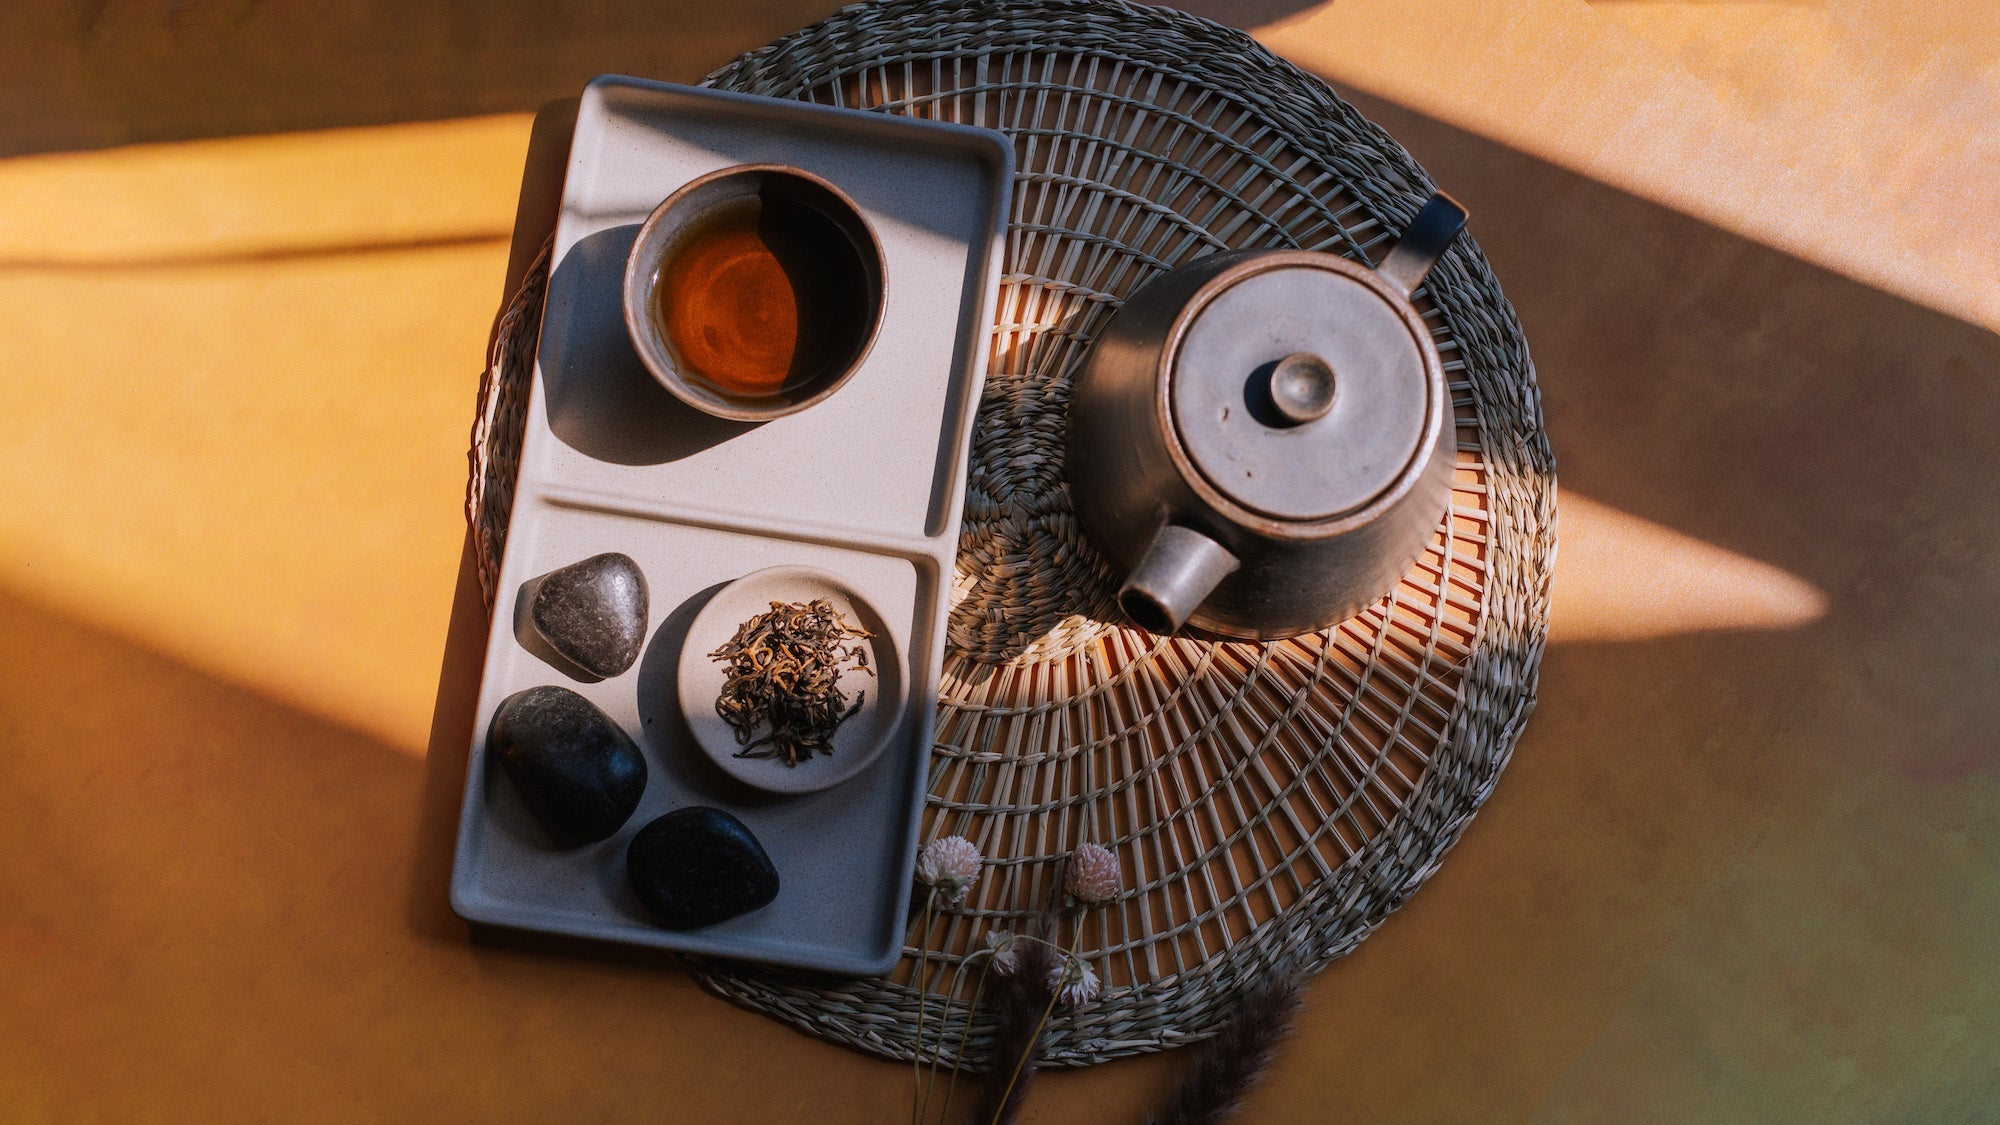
[1,0,850,158]
[4,0,1331,161]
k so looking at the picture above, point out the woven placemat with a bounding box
[467,0,1554,1069]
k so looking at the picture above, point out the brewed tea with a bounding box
[651,194,872,400]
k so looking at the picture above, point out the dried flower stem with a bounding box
[931,958,989,1125]
[910,885,938,1125]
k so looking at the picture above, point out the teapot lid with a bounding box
[1170,256,1437,523]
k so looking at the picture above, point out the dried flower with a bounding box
[914,835,983,903]
[984,929,1020,977]
[1048,957,1100,1008]
[912,837,984,1125]
[1065,841,1121,906]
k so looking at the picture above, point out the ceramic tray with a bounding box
[449,76,1012,974]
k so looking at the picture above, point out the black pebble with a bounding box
[627,807,780,929]
[489,685,647,846]
[531,552,649,678]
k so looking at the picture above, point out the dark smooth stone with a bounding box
[489,685,647,846]
[626,807,780,929]
[531,552,649,678]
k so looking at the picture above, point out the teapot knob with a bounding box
[1267,352,1337,426]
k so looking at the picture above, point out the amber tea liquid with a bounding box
[651,195,872,400]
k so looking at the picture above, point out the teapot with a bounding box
[1066,193,1469,640]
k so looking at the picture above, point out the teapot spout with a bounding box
[1119,524,1241,635]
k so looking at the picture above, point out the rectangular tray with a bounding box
[450,76,1012,975]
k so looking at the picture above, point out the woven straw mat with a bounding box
[465,0,1555,1069]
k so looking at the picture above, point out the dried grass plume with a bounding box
[1146,971,1306,1125]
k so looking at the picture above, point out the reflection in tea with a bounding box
[651,195,872,400]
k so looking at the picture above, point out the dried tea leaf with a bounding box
[708,598,874,767]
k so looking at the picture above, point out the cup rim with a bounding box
[622,163,887,422]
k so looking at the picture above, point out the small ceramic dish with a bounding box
[678,565,908,796]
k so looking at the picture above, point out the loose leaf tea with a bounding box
[709,598,874,767]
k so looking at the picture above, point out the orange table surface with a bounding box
[4,1,1997,1120]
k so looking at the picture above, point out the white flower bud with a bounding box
[915,835,983,903]
[984,930,1019,977]
[1048,958,1100,1008]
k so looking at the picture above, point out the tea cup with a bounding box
[622,163,885,421]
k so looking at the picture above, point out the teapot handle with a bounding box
[1377,193,1469,298]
